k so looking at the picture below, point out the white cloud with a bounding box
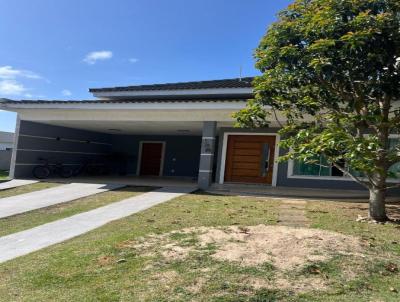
[128,58,139,63]
[61,89,72,96]
[83,51,113,65]
[0,66,42,80]
[23,93,46,99]
[0,66,45,97]
[0,80,27,95]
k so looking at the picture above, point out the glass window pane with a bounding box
[389,138,399,150]
[319,156,331,176]
[389,162,400,178]
[389,138,400,179]
[292,138,400,179]
[293,158,322,176]
[350,168,363,178]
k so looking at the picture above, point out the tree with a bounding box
[234,0,400,222]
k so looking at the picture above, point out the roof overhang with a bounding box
[0,99,258,124]
[92,87,253,100]
[0,99,249,110]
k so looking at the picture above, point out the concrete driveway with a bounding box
[0,186,195,263]
[0,179,38,190]
[0,182,124,219]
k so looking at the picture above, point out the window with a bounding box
[389,137,400,178]
[292,156,343,177]
[291,136,400,180]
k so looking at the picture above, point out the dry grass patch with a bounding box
[196,225,364,269]
[124,224,371,295]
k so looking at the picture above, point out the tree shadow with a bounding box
[387,204,400,223]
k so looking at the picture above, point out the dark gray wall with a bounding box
[13,121,203,179]
[0,150,11,170]
[14,121,113,178]
[111,135,202,178]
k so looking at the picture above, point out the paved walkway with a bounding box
[278,199,310,227]
[0,183,124,219]
[0,179,38,191]
[0,186,195,263]
[49,175,197,188]
[209,184,371,200]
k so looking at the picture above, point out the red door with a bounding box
[139,142,164,176]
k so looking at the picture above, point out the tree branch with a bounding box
[272,107,284,128]
[331,163,371,189]
[385,182,400,190]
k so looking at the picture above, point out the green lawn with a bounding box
[0,182,61,199]
[0,170,9,180]
[0,186,153,237]
[0,193,398,301]
[302,201,400,302]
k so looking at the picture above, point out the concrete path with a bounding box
[0,179,38,191]
[0,186,195,263]
[278,199,310,228]
[209,184,371,200]
[0,183,124,219]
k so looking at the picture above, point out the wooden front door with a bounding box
[139,142,164,176]
[224,135,276,184]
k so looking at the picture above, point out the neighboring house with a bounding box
[0,131,14,151]
[0,131,14,171]
[0,78,399,191]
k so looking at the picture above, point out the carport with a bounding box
[1,97,247,189]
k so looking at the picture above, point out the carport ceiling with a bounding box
[39,120,232,135]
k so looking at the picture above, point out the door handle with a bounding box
[260,143,270,177]
[265,155,270,172]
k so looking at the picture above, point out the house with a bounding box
[0,131,14,151]
[0,131,14,171]
[0,77,399,190]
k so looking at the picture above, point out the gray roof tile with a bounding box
[89,77,254,93]
[0,96,251,105]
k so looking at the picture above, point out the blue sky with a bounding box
[0,0,291,132]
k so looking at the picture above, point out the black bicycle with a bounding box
[72,160,109,176]
[32,158,73,179]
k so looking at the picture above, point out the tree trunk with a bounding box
[368,187,388,222]
[368,95,391,222]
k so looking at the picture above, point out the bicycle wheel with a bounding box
[33,166,51,179]
[59,166,73,178]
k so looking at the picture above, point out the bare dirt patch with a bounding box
[185,277,207,294]
[96,255,115,266]
[196,225,364,270]
[128,225,366,269]
[125,224,367,294]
